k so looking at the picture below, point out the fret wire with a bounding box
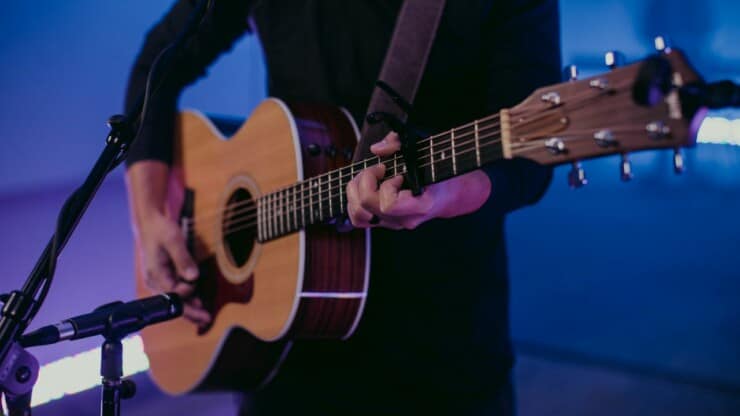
[301,181,306,228]
[274,192,278,239]
[309,178,315,224]
[283,189,288,234]
[429,139,436,182]
[285,188,290,233]
[327,171,334,218]
[291,186,299,230]
[316,176,322,222]
[266,195,270,239]
[267,194,272,240]
[263,194,268,240]
[278,190,284,236]
[257,197,262,241]
[277,191,281,237]
[451,128,457,175]
[271,193,276,239]
[474,121,481,167]
[339,166,346,214]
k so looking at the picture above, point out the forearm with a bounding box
[481,159,552,216]
[432,170,492,219]
[125,160,171,235]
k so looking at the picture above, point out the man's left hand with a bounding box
[346,132,492,230]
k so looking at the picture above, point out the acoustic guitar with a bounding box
[134,48,704,394]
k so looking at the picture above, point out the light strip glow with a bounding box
[697,116,740,146]
[30,336,150,408]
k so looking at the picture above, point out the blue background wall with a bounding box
[0,1,738,414]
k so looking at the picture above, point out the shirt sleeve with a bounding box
[480,0,562,215]
[124,0,253,167]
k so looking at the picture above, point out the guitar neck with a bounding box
[256,113,506,242]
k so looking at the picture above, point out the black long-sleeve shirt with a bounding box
[124,0,561,413]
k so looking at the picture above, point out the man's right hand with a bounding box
[126,160,212,327]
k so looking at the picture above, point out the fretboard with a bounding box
[255,113,504,242]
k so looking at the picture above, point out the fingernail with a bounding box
[185,267,198,279]
[371,140,386,150]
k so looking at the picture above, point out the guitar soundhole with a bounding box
[223,187,256,268]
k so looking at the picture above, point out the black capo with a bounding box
[366,81,424,196]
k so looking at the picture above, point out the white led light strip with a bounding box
[697,116,740,146]
[29,336,150,408]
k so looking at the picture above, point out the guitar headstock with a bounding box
[501,41,705,185]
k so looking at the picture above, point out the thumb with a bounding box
[164,235,198,281]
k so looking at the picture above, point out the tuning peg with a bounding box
[654,36,671,53]
[562,65,578,81]
[568,162,588,188]
[620,154,633,181]
[604,51,626,70]
[673,148,684,174]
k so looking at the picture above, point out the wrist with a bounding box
[125,160,171,230]
[431,170,491,219]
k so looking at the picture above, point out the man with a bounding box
[124,1,561,414]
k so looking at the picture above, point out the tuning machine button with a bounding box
[562,65,578,81]
[589,78,610,90]
[594,129,617,147]
[540,91,561,106]
[673,148,684,174]
[654,35,671,53]
[545,137,566,155]
[568,162,588,188]
[620,154,633,181]
[604,51,626,69]
[646,121,671,140]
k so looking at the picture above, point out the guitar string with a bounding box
[214,130,618,239]
[217,106,653,238]
[219,125,640,237]
[200,105,640,236]
[509,126,661,148]
[180,117,503,227]
[216,124,502,231]
[181,77,623,229]
[190,126,505,233]
[182,119,503,227]
[188,81,637,236]
[184,78,631,226]
[209,132,509,241]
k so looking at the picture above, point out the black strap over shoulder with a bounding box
[353,0,447,162]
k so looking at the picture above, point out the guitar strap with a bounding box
[353,0,447,162]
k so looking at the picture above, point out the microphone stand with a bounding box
[0,1,213,413]
[0,115,134,416]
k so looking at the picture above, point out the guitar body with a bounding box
[134,99,370,394]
